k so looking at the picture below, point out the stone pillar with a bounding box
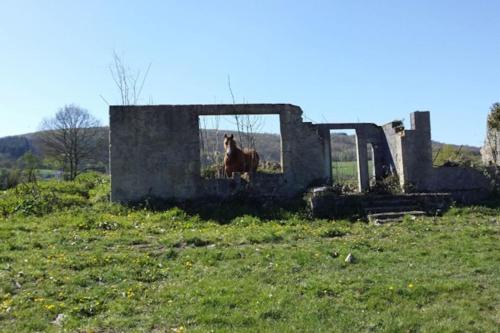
[319,127,332,184]
[410,111,432,168]
[403,111,433,191]
[411,111,431,134]
[356,133,370,192]
[372,143,386,180]
[280,110,332,193]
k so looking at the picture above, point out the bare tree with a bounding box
[226,75,263,149]
[199,115,225,178]
[109,51,152,105]
[39,105,101,180]
[227,75,243,144]
[240,114,263,149]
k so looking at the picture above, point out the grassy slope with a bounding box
[0,176,499,332]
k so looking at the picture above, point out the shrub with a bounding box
[88,175,110,204]
[0,172,109,217]
[201,164,224,179]
[0,168,22,190]
[75,172,106,189]
[369,174,402,194]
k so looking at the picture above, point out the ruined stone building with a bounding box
[109,104,490,204]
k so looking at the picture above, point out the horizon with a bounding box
[2,122,483,149]
[1,1,499,146]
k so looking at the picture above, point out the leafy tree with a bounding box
[0,167,22,190]
[18,151,40,183]
[487,102,500,130]
[0,168,8,190]
[486,102,500,166]
[39,105,101,180]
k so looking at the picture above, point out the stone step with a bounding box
[307,189,453,219]
[367,198,419,206]
[368,210,426,225]
[364,205,421,214]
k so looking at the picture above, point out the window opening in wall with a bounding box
[199,114,283,179]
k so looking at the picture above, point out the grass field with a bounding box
[332,160,374,187]
[0,174,499,332]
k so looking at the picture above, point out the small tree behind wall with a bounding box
[227,75,263,150]
[109,51,152,106]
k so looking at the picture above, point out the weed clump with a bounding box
[0,172,109,218]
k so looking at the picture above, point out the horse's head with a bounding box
[223,134,237,158]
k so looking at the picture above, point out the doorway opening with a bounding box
[330,130,359,192]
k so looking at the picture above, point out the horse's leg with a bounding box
[224,156,231,178]
[225,165,234,178]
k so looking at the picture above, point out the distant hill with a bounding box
[0,129,109,169]
[0,135,35,160]
[0,127,482,168]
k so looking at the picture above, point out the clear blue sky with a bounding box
[1,0,499,146]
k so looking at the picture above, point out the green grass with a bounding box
[332,160,374,187]
[0,174,499,332]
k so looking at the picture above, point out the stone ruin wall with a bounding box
[109,104,330,203]
[109,104,492,204]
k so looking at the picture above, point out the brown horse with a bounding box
[223,134,259,177]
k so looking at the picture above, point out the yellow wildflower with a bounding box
[127,288,135,298]
[44,304,56,311]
